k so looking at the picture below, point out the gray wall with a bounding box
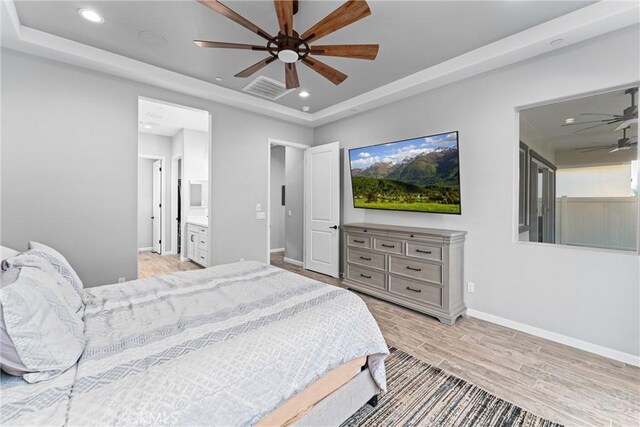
[1,49,312,286]
[284,147,304,263]
[137,158,154,249]
[138,132,173,252]
[314,26,640,357]
[270,146,285,250]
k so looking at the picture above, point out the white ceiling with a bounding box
[138,98,209,136]
[521,87,638,166]
[14,0,596,112]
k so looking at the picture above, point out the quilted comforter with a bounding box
[1,261,388,426]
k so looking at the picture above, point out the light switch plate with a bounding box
[256,203,262,212]
[288,210,292,217]
[256,211,266,220]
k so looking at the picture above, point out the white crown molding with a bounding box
[0,0,313,126]
[1,0,638,128]
[310,0,640,126]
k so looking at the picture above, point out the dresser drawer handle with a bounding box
[416,249,432,254]
[359,256,372,261]
[200,240,205,244]
[360,273,372,279]
[406,286,422,293]
[406,266,422,272]
[353,239,365,244]
[381,244,395,248]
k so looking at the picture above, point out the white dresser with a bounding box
[342,223,466,325]
[186,222,208,267]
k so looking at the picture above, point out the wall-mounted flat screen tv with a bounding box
[348,131,461,214]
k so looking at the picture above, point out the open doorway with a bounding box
[137,155,165,253]
[137,97,211,279]
[268,140,306,268]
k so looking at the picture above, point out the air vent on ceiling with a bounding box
[242,76,293,100]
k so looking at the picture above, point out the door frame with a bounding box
[266,138,308,265]
[138,154,166,254]
[171,154,183,256]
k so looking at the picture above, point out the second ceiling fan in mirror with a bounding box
[193,0,379,89]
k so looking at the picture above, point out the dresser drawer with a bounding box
[389,275,442,307]
[187,224,200,234]
[374,238,403,255]
[347,248,385,270]
[198,236,208,251]
[389,256,442,284]
[346,233,371,249]
[346,264,386,290]
[406,242,443,262]
[197,252,208,266]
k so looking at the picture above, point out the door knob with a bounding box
[329,225,338,230]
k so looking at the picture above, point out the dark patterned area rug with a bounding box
[341,348,562,427]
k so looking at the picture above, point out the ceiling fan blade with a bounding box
[615,119,638,131]
[301,57,347,85]
[309,44,379,60]
[274,0,294,37]
[235,56,278,78]
[573,122,610,134]
[301,0,371,44]
[193,40,268,51]
[285,63,300,89]
[580,113,623,117]
[198,0,273,41]
[578,146,614,152]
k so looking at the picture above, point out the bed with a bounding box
[1,261,388,426]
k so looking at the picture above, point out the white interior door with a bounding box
[152,160,162,253]
[304,142,340,277]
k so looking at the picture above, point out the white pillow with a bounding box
[27,241,84,297]
[0,266,85,382]
[1,246,19,260]
[3,254,83,316]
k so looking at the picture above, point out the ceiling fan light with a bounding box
[278,49,299,63]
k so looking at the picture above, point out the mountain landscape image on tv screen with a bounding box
[349,132,461,214]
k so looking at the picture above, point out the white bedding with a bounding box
[1,261,388,426]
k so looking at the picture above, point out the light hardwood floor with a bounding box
[136,251,639,425]
[271,252,640,426]
[138,251,202,279]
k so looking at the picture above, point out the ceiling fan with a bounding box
[577,127,638,153]
[562,87,638,133]
[193,0,379,89]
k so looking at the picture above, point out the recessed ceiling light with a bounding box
[299,91,310,98]
[78,8,104,24]
[565,118,575,124]
[302,106,310,112]
[215,76,223,82]
[143,124,152,129]
[550,38,564,46]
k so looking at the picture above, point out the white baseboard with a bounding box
[138,247,152,252]
[284,257,303,267]
[466,309,640,367]
[162,250,177,255]
[270,248,285,253]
